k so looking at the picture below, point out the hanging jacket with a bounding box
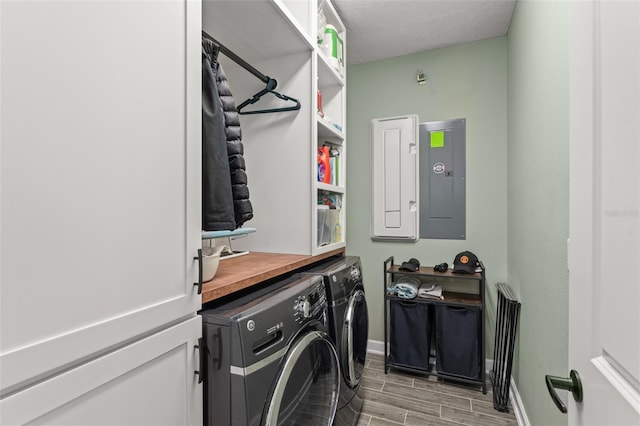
[214,60,254,228]
[201,39,236,231]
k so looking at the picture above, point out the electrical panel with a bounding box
[419,119,466,239]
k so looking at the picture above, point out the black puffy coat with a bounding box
[202,39,235,231]
[214,58,254,228]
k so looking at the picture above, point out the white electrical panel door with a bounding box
[371,115,419,241]
[0,0,202,395]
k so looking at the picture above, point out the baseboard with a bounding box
[509,376,531,426]
[485,358,493,373]
[366,339,529,426]
[366,339,384,355]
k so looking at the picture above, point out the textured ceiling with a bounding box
[333,0,516,65]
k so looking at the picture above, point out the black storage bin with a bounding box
[435,305,481,379]
[390,300,431,369]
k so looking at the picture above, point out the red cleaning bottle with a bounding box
[317,89,324,118]
[317,146,331,183]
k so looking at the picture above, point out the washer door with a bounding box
[342,288,369,388]
[263,330,339,426]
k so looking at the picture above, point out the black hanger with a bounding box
[236,78,301,115]
[202,31,301,115]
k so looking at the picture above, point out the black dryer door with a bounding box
[342,288,369,388]
[262,330,339,426]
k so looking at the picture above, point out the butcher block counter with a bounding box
[201,248,345,304]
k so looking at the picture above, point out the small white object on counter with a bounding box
[202,245,227,282]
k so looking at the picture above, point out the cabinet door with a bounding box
[0,0,201,393]
[0,317,202,426]
[371,115,419,241]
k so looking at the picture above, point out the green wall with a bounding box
[345,37,508,355]
[346,4,570,423]
[507,1,569,425]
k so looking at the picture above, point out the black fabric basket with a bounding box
[390,300,431,369]
[435,305,481,379]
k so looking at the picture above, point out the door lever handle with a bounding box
[545,370,583,413]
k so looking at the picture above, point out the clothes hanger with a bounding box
[202,31,301,115]
[236,78,301,115]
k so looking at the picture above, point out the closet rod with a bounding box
[201,31,268,84]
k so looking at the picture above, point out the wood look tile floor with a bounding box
[356,354,518,426]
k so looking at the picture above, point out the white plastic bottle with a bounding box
[317,9,326,46]
[322,24,340,73]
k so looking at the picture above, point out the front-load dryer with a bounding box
[201,275,340,426]
[297,256,369,426]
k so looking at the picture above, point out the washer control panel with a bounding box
[294,296,311,319]
[293,282,326,324]
[350,265,361,282]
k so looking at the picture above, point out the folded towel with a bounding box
[387,277,421,299]
[418,283,444,299]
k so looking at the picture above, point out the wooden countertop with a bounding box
[201,248,345,304]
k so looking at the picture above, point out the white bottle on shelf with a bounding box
[322,24,341,74]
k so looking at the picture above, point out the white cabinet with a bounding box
[0,0,202,422]
[1,317,202,426]
[202,0,347,255]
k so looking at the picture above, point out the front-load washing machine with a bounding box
[297,256,369,426]
[201,274,340,426]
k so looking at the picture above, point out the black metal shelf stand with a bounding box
[383,256,487,394]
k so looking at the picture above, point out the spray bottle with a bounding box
[317,145,331,183]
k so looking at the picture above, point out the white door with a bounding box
[0,0,202,395]
[567,1,640,424]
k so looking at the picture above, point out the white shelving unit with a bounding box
[202,0,347,255]
[314,0,347,254]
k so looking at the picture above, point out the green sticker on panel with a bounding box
[430,131,444,148]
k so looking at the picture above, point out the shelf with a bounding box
[202,0,313,64]
[383,256,487,394]
[201,227,256,240]
[385,291,482,306]
[201,0,346,258]
[386,265,483,281]
[317,182,345,193]
[319,0,345,33]
[315,241,345,254]
[317,116,344,140]
[317,51,344,87]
